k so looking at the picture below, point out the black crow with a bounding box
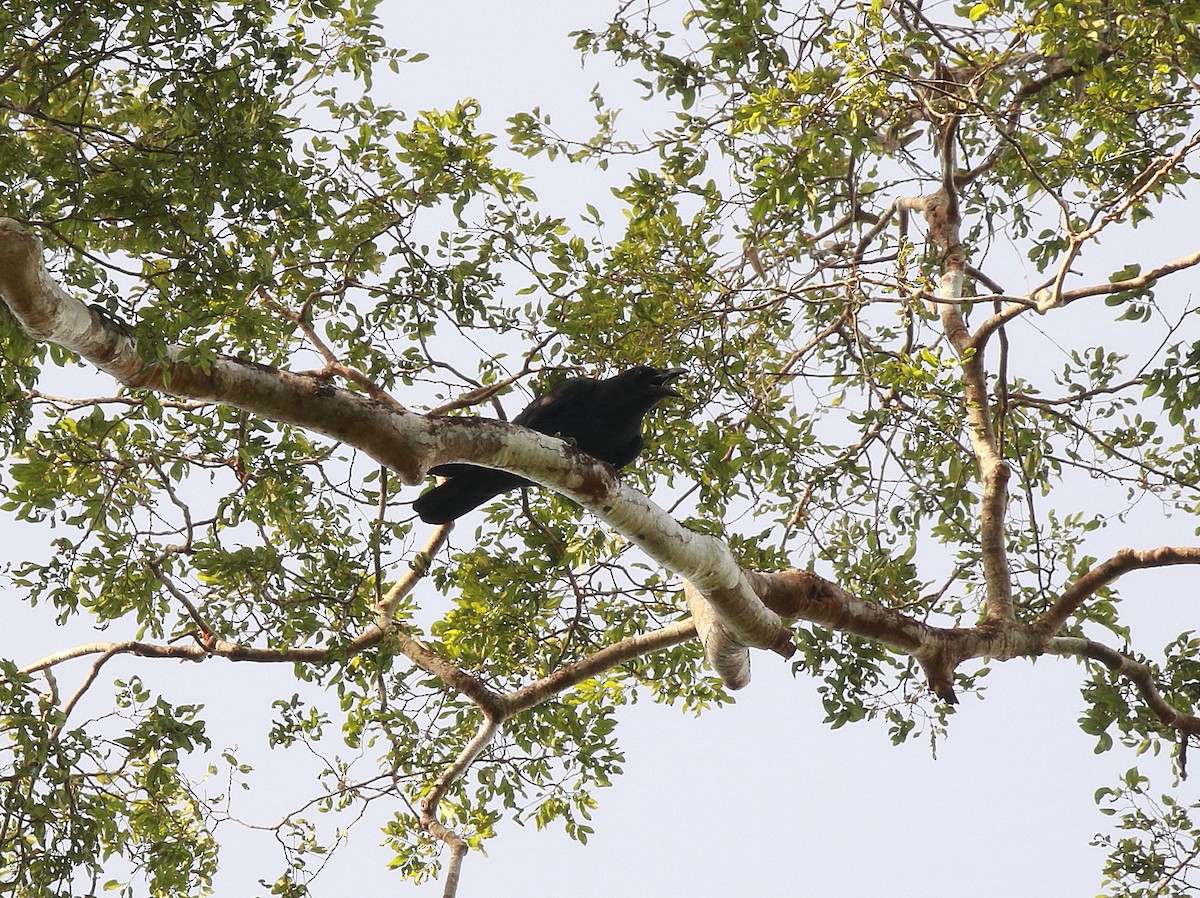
[413,365,686,524]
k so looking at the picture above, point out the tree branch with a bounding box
[418,715,502,898]
[1039,247,1200,310]
[48,646,124,739]
[1045,636,1200,738]
[505,620,696,713]
[1036,546,1200,637]
[686,581,751,690]
[17,609,508,718]
[376,524,453,625]
[899,180,1015,623]
[257,285,407,411]
[0,218,794,670]
[747,569,1044,702]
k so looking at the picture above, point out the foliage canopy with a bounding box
[2,0,1200,894]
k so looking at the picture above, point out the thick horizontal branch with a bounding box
[0,219,793,667]
[745,569,1043,703]
[0,221,429,479]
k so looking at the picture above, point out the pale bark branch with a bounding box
[0,218,793,668]
[899,181,1014,623]
[418,715,502,898]
[21,639,213,673]
[0,221,429,478]
[49,646,123,739]
[1036,546,1200,637]
[1026,133,1200,316]
[968,247,1200,353]
[1074,132,1200,247]
[376,524,453,625]
[505,620,696,713]
[17,608,507,718]
[686,581,751,690]
[923,133,1015,625]
[1042,246,1200,309]
[1045,636,1200,738]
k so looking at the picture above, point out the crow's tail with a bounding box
[412,467,530,524]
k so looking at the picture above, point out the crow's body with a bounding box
[413,366,685,524]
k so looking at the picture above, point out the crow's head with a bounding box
[612,365,687,403]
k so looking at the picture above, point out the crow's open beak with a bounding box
[653,367,687,398]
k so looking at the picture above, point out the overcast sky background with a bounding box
[5,2,1200,896]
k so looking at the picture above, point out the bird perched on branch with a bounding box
[413,365,687,524]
